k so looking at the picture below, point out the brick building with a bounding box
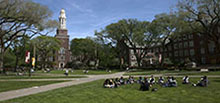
[54,9,72,68]
[126,34,219,67]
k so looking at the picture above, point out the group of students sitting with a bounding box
[103,75,209,91]
[103,76,135,88]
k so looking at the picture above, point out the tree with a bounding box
[96,19,158,67]
[11,36,31,72]
[32,36,60,69]
[151,13,178,66]
[177,0,220,61]
[93,37,119,69]
[0,0,57,73]
[70,38,97,67]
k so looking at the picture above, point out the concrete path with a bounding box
[0,72,125,102]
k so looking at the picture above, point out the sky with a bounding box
[33,0,178,40]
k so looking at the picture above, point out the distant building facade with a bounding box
[124,34,220,67]
[54,9,72,68]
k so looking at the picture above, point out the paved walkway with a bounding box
[0,72,125,101]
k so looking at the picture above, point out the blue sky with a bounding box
[33,0,178,40]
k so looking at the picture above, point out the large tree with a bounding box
[96,19,158,67]
[177,0,220,60]
[0,0,57,73]
[70,38,97,67]
[11,35,31,72]
[32,36,60,69]
[151,13,184,66]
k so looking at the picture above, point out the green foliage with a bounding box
[177,0,220,54]
[0,0,57,73]
[32,36,60,69]
[70,38,97,66]
[3,49,16,68]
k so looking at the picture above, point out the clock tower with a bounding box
[55,9,71,68]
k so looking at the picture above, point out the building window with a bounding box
[175,51,179,57]
[184,50,189,56]
[189,34,193,39]
[160,48,163,52]
[208,42,215,54]
[200,41,204,45]
[169,53,172,57]
[164,53,167,57]
[201,57,206,64]
[179,43,183,49]
[156,48,159,52]
[184,42,188,48]
[164,48,167,52]
[59,56,65,61]
[59,48,65,54]
[201,48,205,54]
[168,46,172,51]
[190,49,195,56]
[179,50,183,57]
[174,44,178,50]
[189,41,194,47]
[183,35,187,40]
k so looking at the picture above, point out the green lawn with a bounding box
[38,69,121,75]
[124,70,220,76]
[0,81,67,93]
[2,78,220,103]
[0,75,86,79]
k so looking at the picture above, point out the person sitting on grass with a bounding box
[165,76,171,87]
[182,76,190,84]
[165,76,177,87]
[137,76,143,84]
[109,79,116,88]
[103,79,116,88]
[115,78,121,86]
[103,79,110,88]
[127,76,135,84]
[140,79,151,91]
[170,76,178,87]
[119,77,125,85]
[158,76,165,86]
[192,76,208,87]
[149,75,156,84]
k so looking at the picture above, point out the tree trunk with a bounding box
[14,54,19,72]
[0,44,5,74]
[136,57,141,68]
[0,51,4,74]
[215,41,220,64]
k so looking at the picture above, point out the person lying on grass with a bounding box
[192,76,208,87]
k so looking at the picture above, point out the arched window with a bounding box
[59,48,65,54]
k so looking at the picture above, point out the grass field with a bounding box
[124,70,220,76]
[2,77,220,103]
[38,69,121,75]
[0,75,86,79]
[0,81,67,93]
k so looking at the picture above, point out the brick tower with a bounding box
[55,9,70,68]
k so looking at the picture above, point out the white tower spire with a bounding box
[59,9,66,29]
